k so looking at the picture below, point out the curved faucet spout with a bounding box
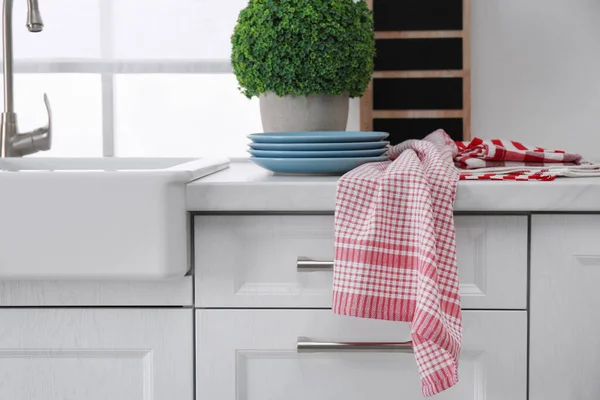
[1,0,49,157]
[3,0,15,114]
[26,0,43,32]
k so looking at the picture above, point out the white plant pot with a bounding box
[259,92,349,132]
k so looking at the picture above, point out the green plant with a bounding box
[231,0,375,99]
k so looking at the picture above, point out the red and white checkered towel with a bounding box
[454,137,600,181]
[332,130,462,397]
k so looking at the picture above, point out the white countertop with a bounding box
[186,160,600,212]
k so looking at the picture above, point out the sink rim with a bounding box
[0,157,230,181]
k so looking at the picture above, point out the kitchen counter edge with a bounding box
[186,161,600,213]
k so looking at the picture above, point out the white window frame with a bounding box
[9,1,234,157]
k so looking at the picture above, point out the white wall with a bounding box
[349,0,600,162]
[472,0,600,162]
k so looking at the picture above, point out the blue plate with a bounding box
[248,148,388,158]
[250,156,389,175]
[248,131,389,144]
[248,141,390,151]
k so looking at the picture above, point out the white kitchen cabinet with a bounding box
[195,215,528,309]
[0,277,193,307]
[530,215,600,399]
[196,309,527,400]
[0,309,193,400]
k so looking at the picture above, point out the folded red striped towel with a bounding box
[333,129,462,397]
[455,137,600,181]
[455,137,582,169]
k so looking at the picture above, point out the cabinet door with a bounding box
[196,310,527,400]
[0,309,193,400]
[531,215,600,399]
[195,215,528,309]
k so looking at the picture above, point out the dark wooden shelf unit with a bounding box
[361,0,471,144]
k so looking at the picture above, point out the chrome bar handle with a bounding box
[297,337,413,353]
[297,257,333,272]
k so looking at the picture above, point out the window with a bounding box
[0,0,262,157]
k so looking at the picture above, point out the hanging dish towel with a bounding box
[332,130,462,397]
[455,137,600,181]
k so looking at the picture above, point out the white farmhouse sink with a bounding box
[0,157,229,280]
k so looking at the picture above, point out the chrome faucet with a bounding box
[0,0,51,157]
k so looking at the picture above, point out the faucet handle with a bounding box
[37,92,52,150]
[11,93,52,156]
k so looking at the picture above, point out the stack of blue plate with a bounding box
[247,131,390,175]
